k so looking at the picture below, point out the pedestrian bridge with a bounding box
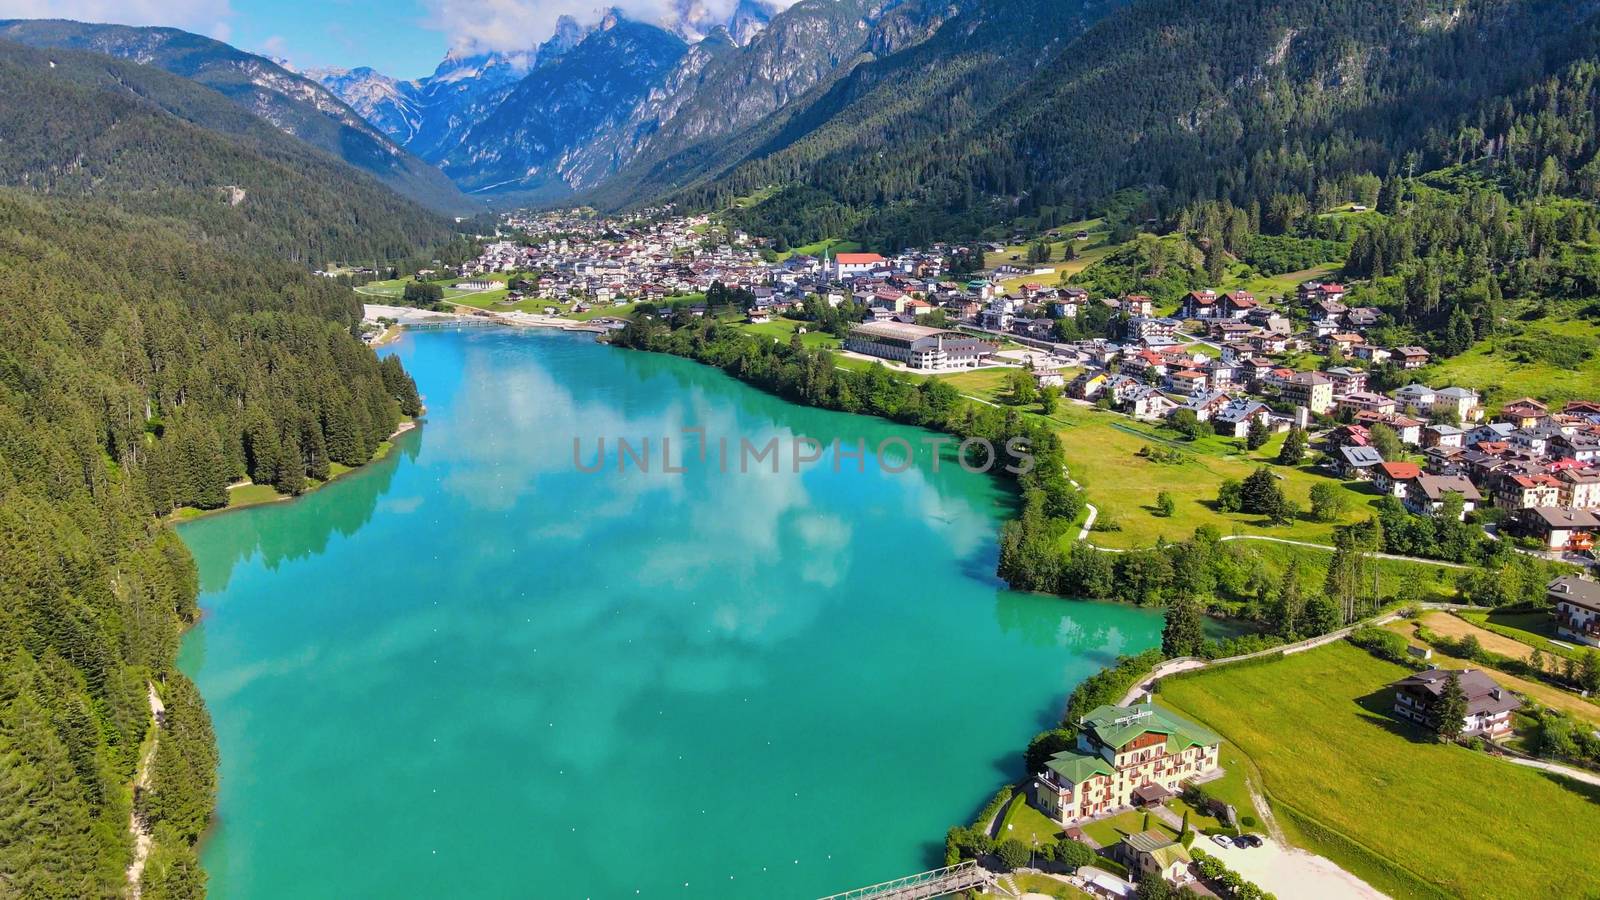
[815,860,994,900]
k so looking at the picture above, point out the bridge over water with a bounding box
[815,861,997,900]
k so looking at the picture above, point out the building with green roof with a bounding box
[1030,703,1222,825]
[1117,830,1195,886]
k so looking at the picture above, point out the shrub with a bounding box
[995,837,1031,871]
[1055,838,1098,872]
[1348,626,1413,665]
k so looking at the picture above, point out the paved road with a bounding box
[1503,755,1600,789]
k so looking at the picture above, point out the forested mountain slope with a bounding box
[0,19,474,214]
[695,0,1600,248]
[0,41,454,264]
[569,0,972,204]
[0,37,437,899]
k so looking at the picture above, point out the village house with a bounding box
[1393,384,1437,417]
[1550,575,1600,647]
[1353,410,1423,446]
[1179,289,1217,319]
[1125,316,1178,343]
[1422,423,1465,450]
[1068,371,1110,401]
[1219,290,1258,319]
[1432,386,1482,423]
[1298,281,1346,306]
[1405,474,1480,518]
[1032,704,1222,825]
[1165,368,1209,398]
[1500,398,1550,429]
[1494,473,1563,510]
[1338,445,1385,479]
[1346,306,1382,329]
[1125,386,1179,421]
[1033,367,1069,390]
[1373,461,1422,497]
[1280,371,1335,415]
[1559,469,1600,509]
[1323,332,1365,355]
[1212,399,1274,438]
[1116,831,1193,886]
[1336,391,1396,417]
[1390,669,1519,739]
[1121,294,1155,317]
[1324,366,1368,396]
[1514,506,1600,552]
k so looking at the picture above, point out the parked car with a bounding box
[1211,834,1233,848]
[1236,834,1264,848]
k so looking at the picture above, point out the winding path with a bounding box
[125,683,165,898]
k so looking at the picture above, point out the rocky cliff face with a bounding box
[303,65,422,144]
[438,14,688,197]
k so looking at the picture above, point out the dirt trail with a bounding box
[125,683,164,898]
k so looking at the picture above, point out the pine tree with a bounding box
[1245,417,1270,451]
[1277,428,1307,465]
[1162,595,1206,657]
[1434,672,1469,742]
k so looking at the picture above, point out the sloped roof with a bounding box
[1080,703,1221,752]
[1044,750,1115,784]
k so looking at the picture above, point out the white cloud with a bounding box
[0,0,235,41]
[420,0,793,54]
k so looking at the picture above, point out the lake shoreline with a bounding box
[176,326,1167,898]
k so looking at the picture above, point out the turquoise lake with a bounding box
[176,327,1162,898]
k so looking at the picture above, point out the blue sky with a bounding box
[235,0,447,79]
[0,0,452,78]
[0,0,768,81]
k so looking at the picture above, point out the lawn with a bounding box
[1158,641,1600,899]
[1000,873,1091,898]
[934,367,1019,400]
[737,317,843,351]
[359,275,508,305]
[1078,810,1176,848]
[996,793,1064,848]
[1181,741,1263,834]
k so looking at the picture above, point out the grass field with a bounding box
[736,317,843,351]
[1221,262,1342,300]
[1243,541,1462,603]
[1050,405,1377,548]
[1457,608,1585,662]
[1158,641,1600,899]
[924,375,1388,548]
[1420,313,1600,405]
[775,237,861,262]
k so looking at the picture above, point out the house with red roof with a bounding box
[1373,461,1422,497]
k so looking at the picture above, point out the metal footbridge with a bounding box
[815,861,995,900]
